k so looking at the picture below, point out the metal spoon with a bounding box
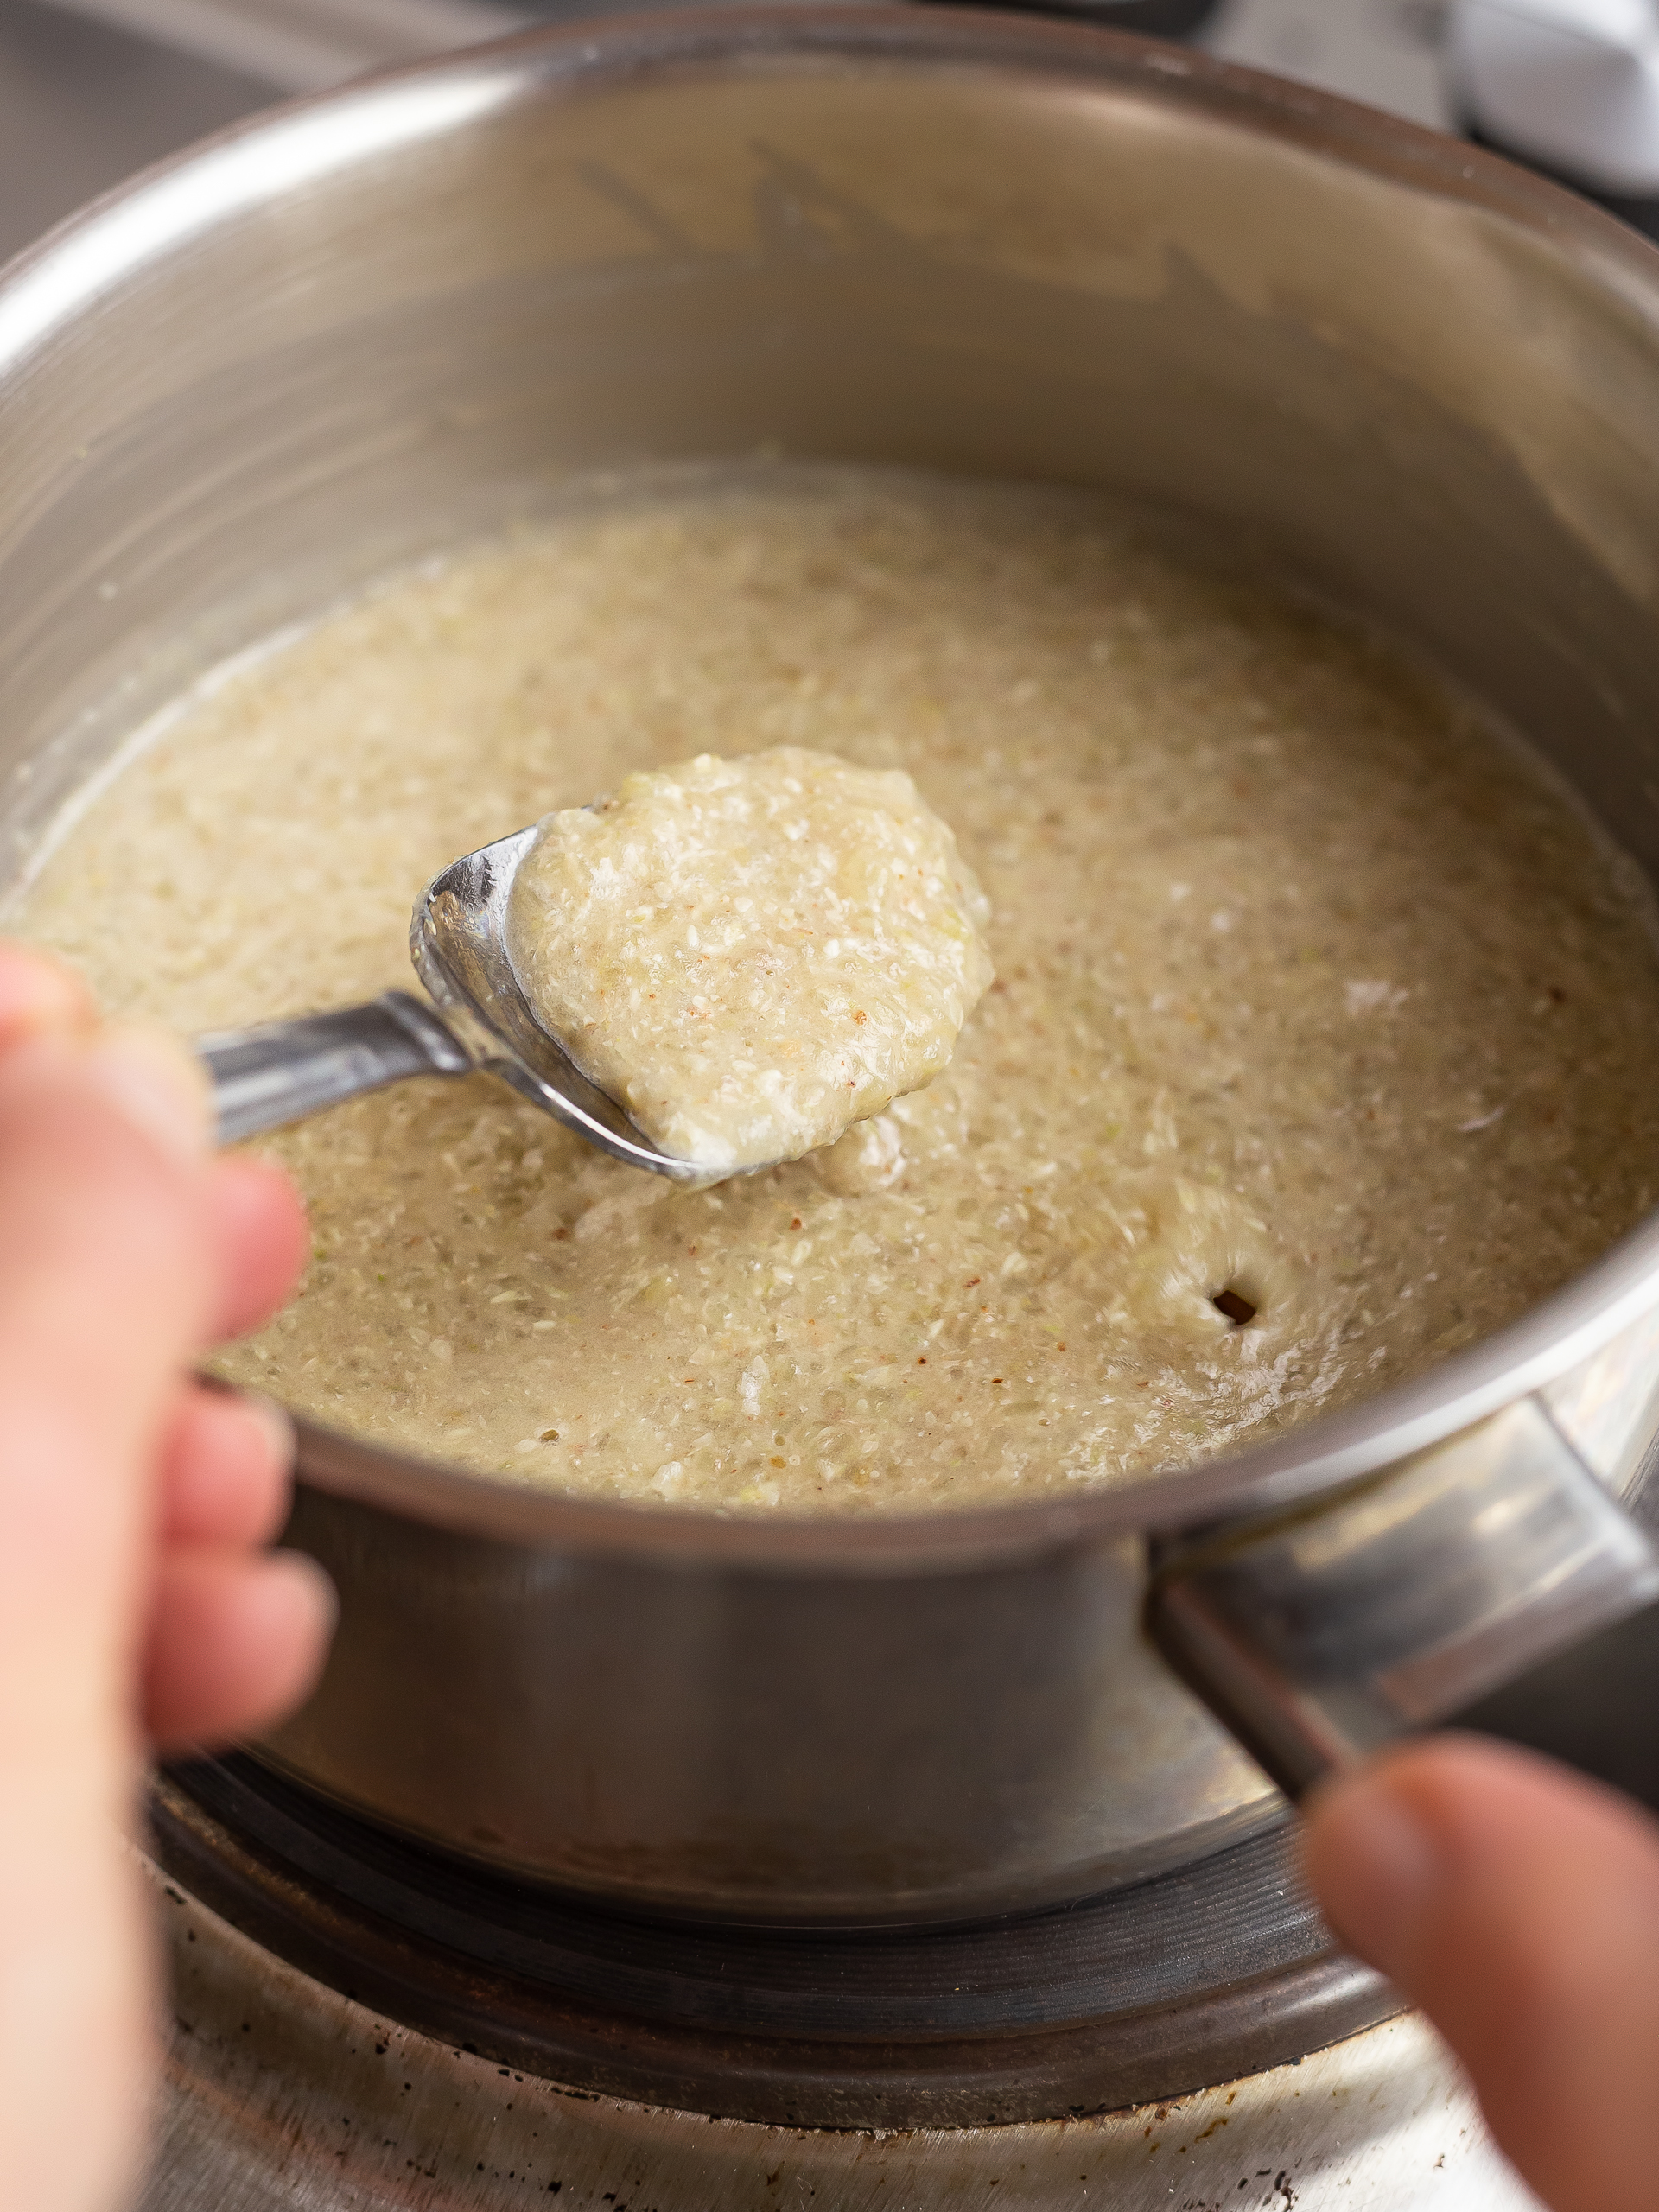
[194,825,705,1180]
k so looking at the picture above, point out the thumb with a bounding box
[1304,1734,1659,2212]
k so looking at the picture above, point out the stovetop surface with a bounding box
[144,1850,1541,2211]
[136,1757,1549,2205]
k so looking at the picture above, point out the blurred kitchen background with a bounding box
[3,0,1657,267]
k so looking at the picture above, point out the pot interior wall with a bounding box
[5,21,1659,887]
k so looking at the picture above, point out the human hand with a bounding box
[1304,1733,1659,2212]
[0,943,334,2212]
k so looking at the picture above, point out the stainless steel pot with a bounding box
[5,5,1659,1928]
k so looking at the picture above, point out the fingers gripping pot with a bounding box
[5,7,1659,1924]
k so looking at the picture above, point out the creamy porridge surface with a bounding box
[16,471,1659,1515]
[506,745,992,1173]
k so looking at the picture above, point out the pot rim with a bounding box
[11,0,1659,1571]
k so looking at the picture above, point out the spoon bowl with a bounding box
[194,823,709,1179]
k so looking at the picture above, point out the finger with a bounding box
[1304,1734,1659,2212]
[158,1385,294,1546]
[143,1548,336,1751]
[203,1153,309,1343]
[0,941,94,1048]
[0,1025,217,2212]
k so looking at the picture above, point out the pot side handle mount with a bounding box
[1147,1395,1659,1811]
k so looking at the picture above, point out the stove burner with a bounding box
[150,1758,1395,2129]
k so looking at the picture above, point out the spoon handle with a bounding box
[195,989,475,1144]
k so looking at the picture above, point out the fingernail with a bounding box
[1303,1769,1441,1974]
[84,1025,211,1162]
[243,1392,296,1474]
[270,1549,340,1641]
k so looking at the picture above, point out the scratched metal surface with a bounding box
[140,1860,1542,2212]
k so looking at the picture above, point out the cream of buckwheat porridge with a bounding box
[506,746,993,1173]
[16,470,1659,1513]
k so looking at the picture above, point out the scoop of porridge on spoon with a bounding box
[194,746,993,1182]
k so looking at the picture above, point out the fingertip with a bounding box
[143,1547,336,1751]
[205,1153,309,1342]
[239,1548,338,1729]
[0,1031,221,1440]
[243,1548,338,1703]
[83,1023,213,1164]
[160,1383,295,1545]
[0,941,96,1046]
[1304,1736,1539,1980]
[243,1388,296,1465]
[1305,1736,1659,2212]
[1301,1755,1441,1979]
